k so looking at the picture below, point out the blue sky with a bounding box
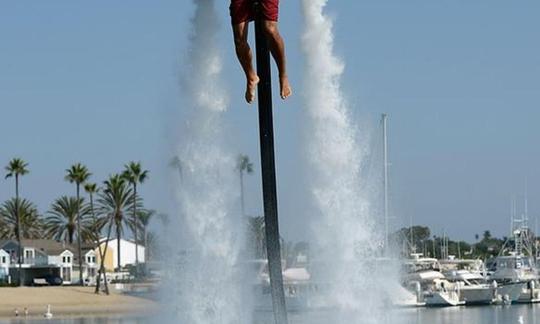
[0,1,539,242]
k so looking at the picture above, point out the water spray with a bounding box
[301,0,386,318]
[166,1,247,323]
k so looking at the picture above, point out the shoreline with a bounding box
[0,286,159,319]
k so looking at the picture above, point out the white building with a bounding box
[97,238,145,271]
[0,240,98,285]
[0,249,10,282]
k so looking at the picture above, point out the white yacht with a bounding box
[401,254,461,306]
[488,254,540,303]
[445,270,496,305]
[439,259,519,304]
[423,278,464,307]
[247,260,314,311]
[486,205,540,303]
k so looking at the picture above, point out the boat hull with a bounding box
[425,291,464,307]
[460,286,494,305]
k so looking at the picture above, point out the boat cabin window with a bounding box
[497,258,531,269]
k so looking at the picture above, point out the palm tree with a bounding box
[44,196,92,244]
[236,154,254,216]
[97,174,135,272]
[65,163,91,286]
[122,162,148,275]
[246,216,266,258]
[134,209,155,264]
[84,183,111,295]
[169,156,183,179]
[84,183,105,238]
[95,213,114,295]
[0,198,42,240]
[5,158,29,286]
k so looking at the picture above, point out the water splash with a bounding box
[301,0,388,320]
[162,1,249,323]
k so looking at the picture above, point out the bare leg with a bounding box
[233,22,260,104]
[263,20,292,100]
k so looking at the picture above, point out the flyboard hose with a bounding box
[252,1,289,323]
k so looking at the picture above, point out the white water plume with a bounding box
[162,1,249,323]
[301,0,388,319]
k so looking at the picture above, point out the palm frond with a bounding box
[4,158,29,179]
[65,163,91,184]
[0,198,43,239]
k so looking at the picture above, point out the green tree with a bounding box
[122,162,148,275]
[236,154,254,216]
[0,198,42,240]
[4,158,29,286]
[97,174,135,272]
[136,209,154,264]
[65,163,91,286]
[169,156,183,179]
[84,183,111,295]
[84,183,107,240]
[246,216,266,258]
[127,209,155,276]
[44,196,93,244]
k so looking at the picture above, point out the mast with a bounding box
[382,113,389,255]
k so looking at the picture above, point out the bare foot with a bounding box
[245,75,260,104]
[280,75,292,100]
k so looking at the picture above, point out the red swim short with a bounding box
[230,0,279,24]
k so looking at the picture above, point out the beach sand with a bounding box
[0,286,159,319]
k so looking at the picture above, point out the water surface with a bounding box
[3,305,540,324]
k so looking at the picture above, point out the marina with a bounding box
[1,0,538,323]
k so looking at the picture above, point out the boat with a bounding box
[488,254,540,303]
[401,254,454,306]
[445,269,495,305]
[423,278,464,307]
[486,200,540,303]
[246,259,315,311]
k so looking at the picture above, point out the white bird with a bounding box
[518,315,524,324]
[43,304,52,319]
[14,308,19,317]
[24,307,29,317]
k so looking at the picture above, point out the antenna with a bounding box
[382,113,389,256]
[525,181,529,223]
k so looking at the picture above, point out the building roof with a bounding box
[20,239,76,255]
[0,239,98,255]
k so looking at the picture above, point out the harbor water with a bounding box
[2,306,540,324]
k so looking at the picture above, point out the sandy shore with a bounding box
[0,286,159,319]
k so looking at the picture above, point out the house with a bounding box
[82,249,98,279]
[0,249,10,283]
[0,239,98,286]
[96,238,145,271]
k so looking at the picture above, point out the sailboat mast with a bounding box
[382,113,389,255]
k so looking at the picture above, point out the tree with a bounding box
[246,216,266,258]
[84,183,107,240]
[97,174,135,272]
[169,156,183,179]
[136,209,154,264]
[236,154,254,216]
[84,183,112,295]
[122,162,148,276]
[5,158,29,286]
[44,196,92,244]
[0,198,42,240]
[483,230,492,241]
[65,163,91,286]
